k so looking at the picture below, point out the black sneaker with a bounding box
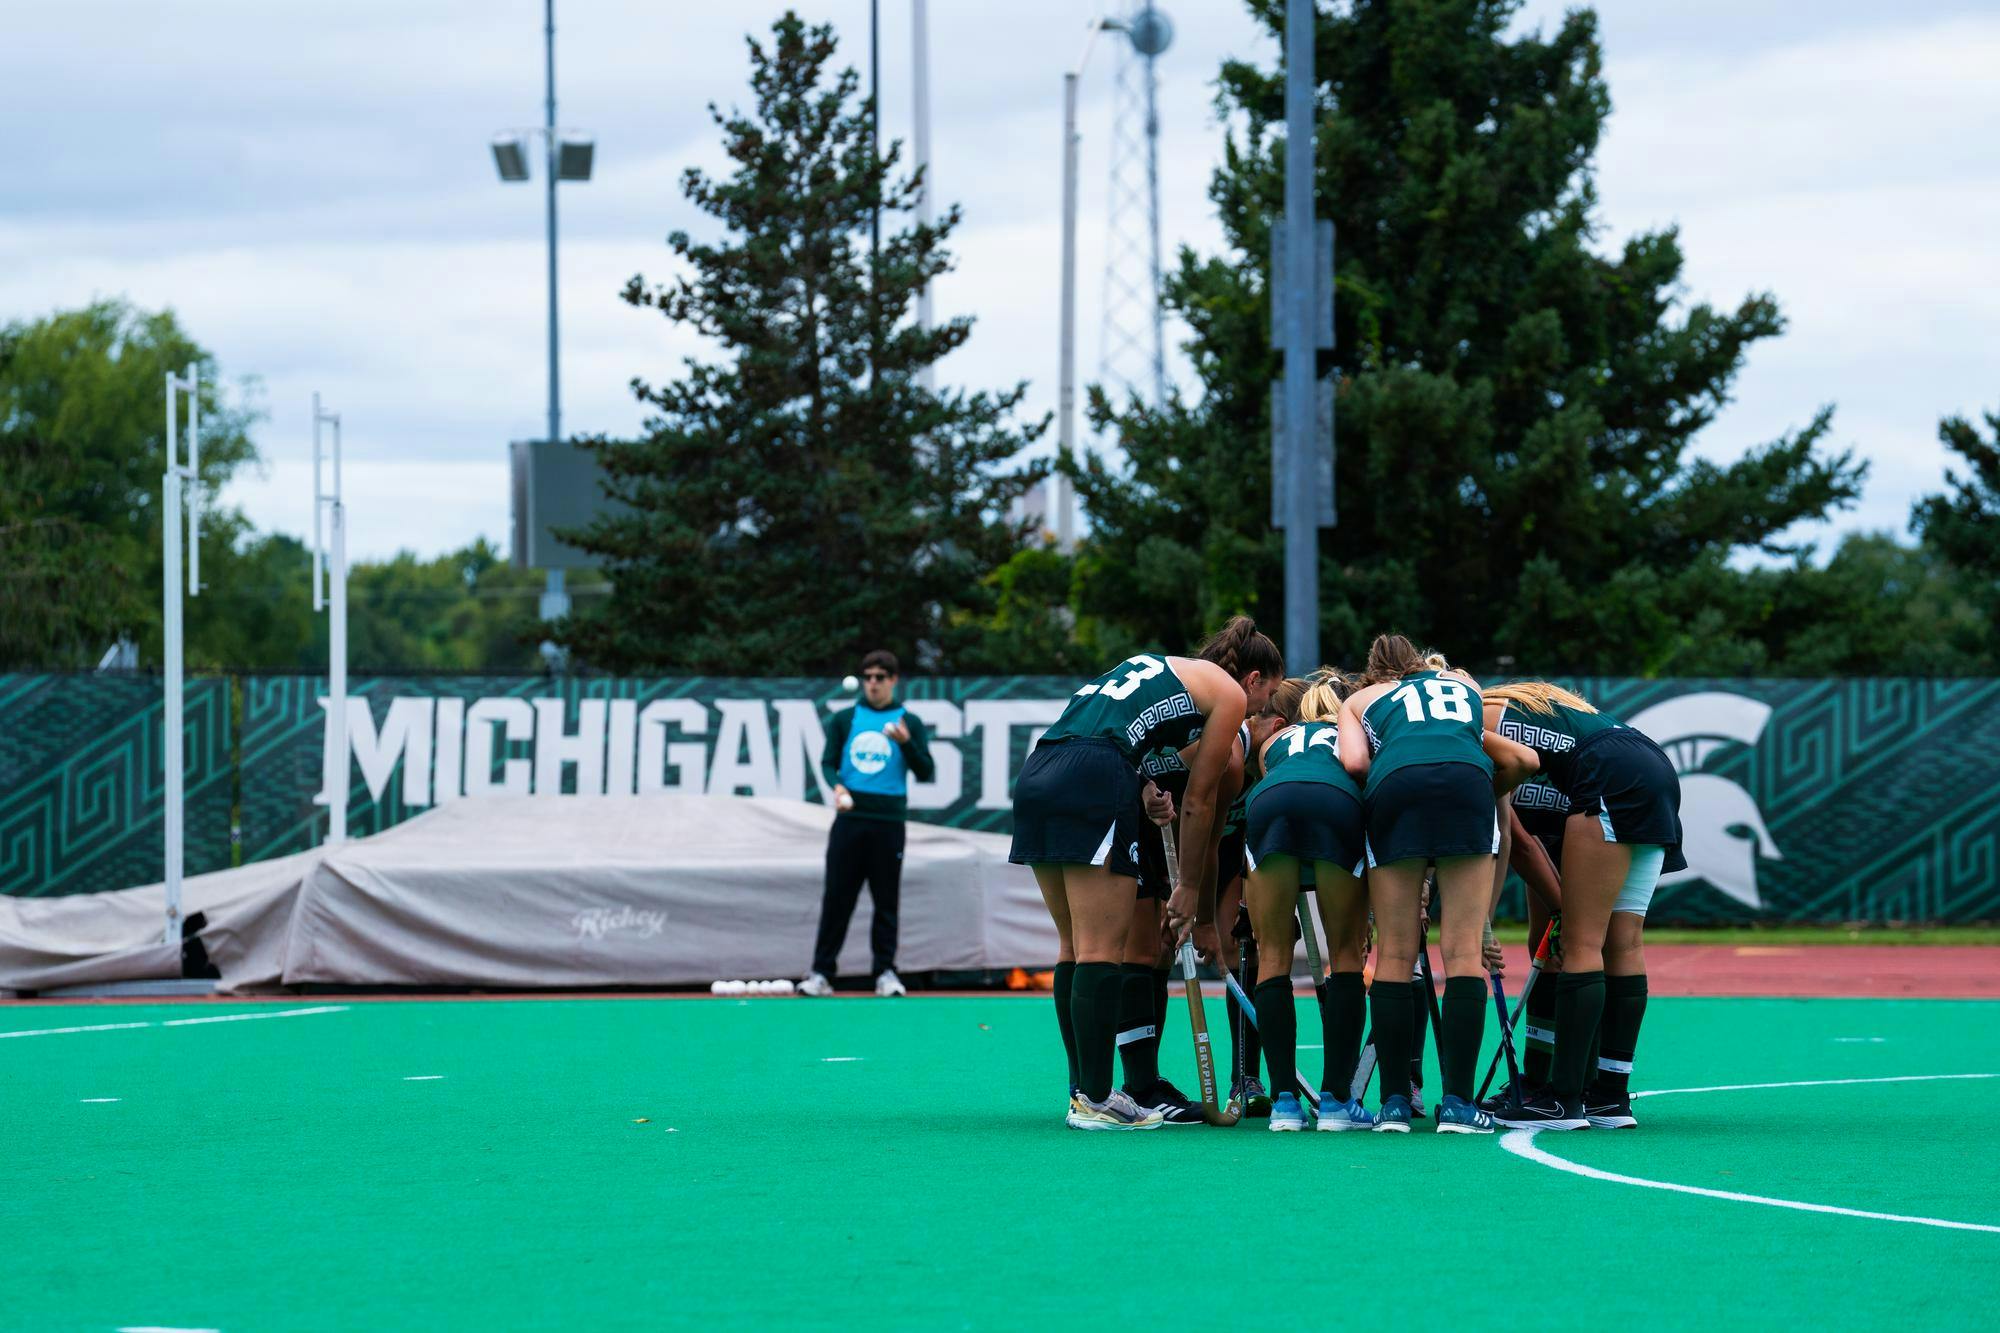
[1584,1092,1638,1129]
[1230,1075,1271,1118]
[1134,1079,1206,1125]
[1479,1081,1542,1115]
[1492,1092,1587,1131]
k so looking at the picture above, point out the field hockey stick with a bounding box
[1476,913,1559,1103]
[1216,963,1320,1108]
[1415,919,1446,1089]
[1487,971,1525,1109]
[1229,928,1250,1116]
[1164,826,1238,1127]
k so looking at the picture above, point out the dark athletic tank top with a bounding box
[1359,669,1492,797]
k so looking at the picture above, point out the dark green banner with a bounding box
[4,673,1997,923]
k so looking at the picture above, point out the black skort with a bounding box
[1562,729,1684,864]
[1364,761,1499,867]
[1010,737,1147,879]
[1245,782,1365,877]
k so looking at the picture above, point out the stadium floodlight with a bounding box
[311,393,348,847]
[488,0,593,624]
[491,135,531,182]
[161,364,201,947]
[557,136,594,181]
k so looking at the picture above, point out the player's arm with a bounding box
[1508,801,1564,915]
[1338,690,1372,779]
[1165,660,1246,935]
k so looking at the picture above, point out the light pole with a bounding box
[1057,7,1170,551]
[1280,0,1318,668]
[491,0,593,624]
[912,0,934,393]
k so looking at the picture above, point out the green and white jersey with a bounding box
[1248,720,1362,804]
[1359,669,1492,796]
[1042,653,1203,762]
[1494,699,1623,798]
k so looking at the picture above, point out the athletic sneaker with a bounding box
[874,969,907,997]
[1133,1078,1205,1125]
[1478,1081,1541,1115]
[798,972,835,998]
[1269,1091,1310,1131]
[1584,1093,1638,1129]
[1492,1093,1588,1131]
[1066,1089,1166,1131]
[1435,1094,1496,1135]
[1314,1095,1374,1132]
[1230,1075,1272,1118]
[1408,1084,1427,1119]
[1373,1094,1413,1134]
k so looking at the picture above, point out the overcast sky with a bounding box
[3,0,1994,563]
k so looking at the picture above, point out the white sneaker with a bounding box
[798,972,834,997]
[874,969,907,997]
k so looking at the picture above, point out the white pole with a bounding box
[161,366,199,948]
[312,395,348,846]
[1057,65,1080,550]
[912,0,934,394]
[1057,17,1112,552]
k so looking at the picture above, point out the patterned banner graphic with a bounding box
[3,673,1997,923]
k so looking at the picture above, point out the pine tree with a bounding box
[559,14,1046,673]
[1072,0,1866,674]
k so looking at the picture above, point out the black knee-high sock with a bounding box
[1524,967,1559,1086]
[1370,980,1415,1103]
[1072,962,1121,1101]
[1054,961,1080,1094]
[1409,965,1432,1088]
[1594,974,1648,1096]
[1440,976,1487,1103]
[1254,977,1297,1101]
[1552,970,1606,1103]
[1116,964,1160,1092]
[1324,971,1366,1096]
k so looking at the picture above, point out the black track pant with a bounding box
[811,814,905,979]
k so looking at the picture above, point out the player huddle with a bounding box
[1010,618,1683,1134]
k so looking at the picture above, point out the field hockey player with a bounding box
[1011,617,1282,1130]
[1338,635,1539,1133]
[1483,681,1684,1131]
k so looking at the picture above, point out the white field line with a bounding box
[0,1021,152,1040]
[404,1075,444,1081]
[1505,1073,2000,1235]
[80,1098,121,1103]
[1632,1073,1995,1100]
[0,1006,347,1040]
[118,1326,221,1332]
[161,1005,348,1026]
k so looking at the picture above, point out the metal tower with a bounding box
[1098,5,1172,409]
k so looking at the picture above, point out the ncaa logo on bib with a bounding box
[849,728,895,776]
[1628,692,1783,911]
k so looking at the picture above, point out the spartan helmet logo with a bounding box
[1627,693,1783,911]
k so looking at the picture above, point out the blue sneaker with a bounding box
[1436,1094,1496,1134]
[1373,1094,1413,1133]
[1269,1091,1310,1131]
[1315,1094,1374,1131]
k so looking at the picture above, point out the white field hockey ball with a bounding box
[842,674,859,691]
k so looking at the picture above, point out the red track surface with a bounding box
[1494,943,2000,998]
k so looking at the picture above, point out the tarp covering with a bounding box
[0,796,1058,993]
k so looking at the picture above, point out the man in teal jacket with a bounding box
[801,650,936,997]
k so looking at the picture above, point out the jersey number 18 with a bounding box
[1390,678,1473,723]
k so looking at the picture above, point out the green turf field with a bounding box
[4,994,1997,1331]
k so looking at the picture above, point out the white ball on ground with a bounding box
[709,980,727,995]
[842,674,859,691]
[772,978,796,995]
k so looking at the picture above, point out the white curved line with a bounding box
[0,1021,152,1040]
[1504,1073,2000,1235]
[1634,1073,1996,1100]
